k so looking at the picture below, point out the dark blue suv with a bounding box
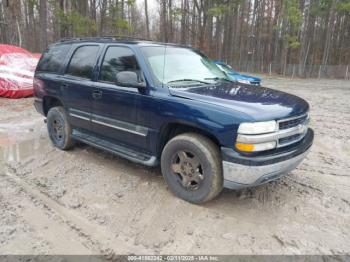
[33,37,314,203]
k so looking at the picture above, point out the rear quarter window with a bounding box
[36,44,72,73]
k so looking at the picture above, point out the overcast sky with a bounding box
[136,0,158,14]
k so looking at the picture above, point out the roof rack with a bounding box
[58,35,153,43]
[55,35,194,49]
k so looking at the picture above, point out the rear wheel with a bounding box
[47,106,74,150]
[161,133,223,203]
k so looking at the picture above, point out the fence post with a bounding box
[269,63,272,76]
[346,65,349,80]
[292,64,295,79]
[318,65,322,79]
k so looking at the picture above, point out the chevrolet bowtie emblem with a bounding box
[298,124,305,132]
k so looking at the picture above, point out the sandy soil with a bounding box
[0,77,349,256]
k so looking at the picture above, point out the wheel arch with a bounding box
[157,121,221,157]
[43,96,64,116]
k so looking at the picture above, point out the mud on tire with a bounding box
[161,133,223,204]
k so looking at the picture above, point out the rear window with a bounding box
[66,45,99,79]
[36,44,71,73]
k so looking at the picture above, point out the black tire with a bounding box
[161,133,223,203]
[47,106,74,150]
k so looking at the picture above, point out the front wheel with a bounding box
[161,133,223,204]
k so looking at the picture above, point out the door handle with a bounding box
[92,90,102,99]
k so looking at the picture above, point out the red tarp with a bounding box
[0,44,40,98]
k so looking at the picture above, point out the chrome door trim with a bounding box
[68,108,148,137]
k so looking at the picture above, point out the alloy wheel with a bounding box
[171,150,204,190]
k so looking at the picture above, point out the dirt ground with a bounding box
[0,77,349,256]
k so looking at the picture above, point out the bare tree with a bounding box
[0,0,348,77]
[39,0,47,51]
[144,0,150,39]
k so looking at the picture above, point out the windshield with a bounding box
[141,46,228,86]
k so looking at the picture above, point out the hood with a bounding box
[169,81,309,121]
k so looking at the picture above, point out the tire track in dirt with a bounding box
[1,79,350,255]
[1,168,152,257]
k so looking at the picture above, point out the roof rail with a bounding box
[58,35,153,43]
[114,35,153,41]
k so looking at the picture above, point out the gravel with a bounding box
[0,77,349,255]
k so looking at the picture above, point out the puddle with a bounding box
[0,118,47,168]
[0,117,43,131]
[0,138,49,164]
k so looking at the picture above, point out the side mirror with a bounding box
[116,71,146,88]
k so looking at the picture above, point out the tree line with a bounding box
[0,0,349,77]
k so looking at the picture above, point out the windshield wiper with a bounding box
[204,77,232,82]
[167,79,211,85]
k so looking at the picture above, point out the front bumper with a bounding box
[222,128,314,189]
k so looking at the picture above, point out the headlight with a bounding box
[236,121,278,152]
[238,121,277,135]
[237,79,251,84]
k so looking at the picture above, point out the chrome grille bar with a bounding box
[237,113,309,148]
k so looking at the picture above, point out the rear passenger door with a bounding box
[60,45,101,131]
[91,45,149,151]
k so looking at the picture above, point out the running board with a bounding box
[72,129,158,167]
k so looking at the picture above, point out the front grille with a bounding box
[236,112,310,151]
[279,114,308,130]
[279,134,301,145]
[250,81,260,85]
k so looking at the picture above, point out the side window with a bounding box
[99,46,141,83]
[36,44,71,73]
[66,45,99,79]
